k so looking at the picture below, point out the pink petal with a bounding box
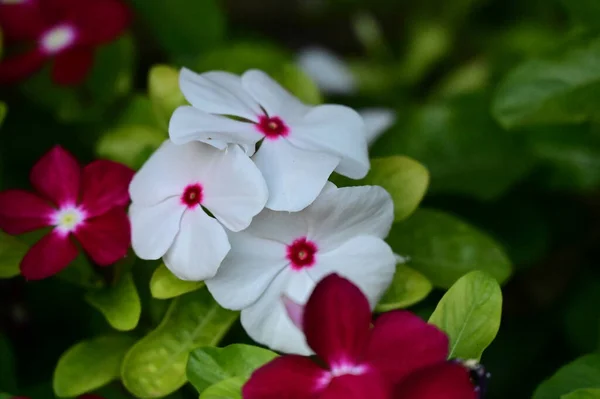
[74,208,130,266]
[71,0,130,45]
[320,372,390,399]
[243,355,326,399]
[303,274,371,367]
[0,1,47,41]
[21,232,79,280]
[364,311,449,385]
[0,190,54,234]
[51,48,95,86]
[30,146,81,207]
[80,160,134,218]
[282,294,304,331]
[393,362,478,399]
[0,50,48,85]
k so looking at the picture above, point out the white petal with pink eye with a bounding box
[306,185,394,251]
[129,198,184,260]
[205,232,288,309]
[297,47,357,95]
[233,207,310,245]
[240,268,315,355]
[307,235,396,307]
[163,208,231,281]
[360,108,397,145]
[179,68,262,121]
[253,139,339,212]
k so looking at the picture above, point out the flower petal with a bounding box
[306,185,394,250]
[71,0,130,45]
[359,108,396,145]
[0,50,47,85]
[302,274,371,366]
[129,198,184,260]
[80,160,134,218]
[0,1,46,41]
[0,190,54,234]
[289,104,369,179]
[20,231,79,280]
[205,231,287,310]
[364,311,449,384]
[74,208,130,266]
[307,236,395,307]
[30,146,81,207]
[51,48,95,86]
[394,362,478,399]
[163,208,230,281]
[253,139,339,212]
[297,47,357,96]
[243,355,326,399]
[169,106,262,155]
[241,269,314,355]
[320,372,390,399]
[283,295,304,331]
[179,68,262,120]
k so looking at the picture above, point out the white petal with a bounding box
[205,232,288,310]
[306,185,394,250]
[163,208,231,281]
[236,207,310,245]
[308,235,396,307]
[169,106,262,155]
[253,140,339,212]
[179,68,262,120]
[202,145,268,232]
[240,269,314,355]
[297,47,357,95]
[289,104,370,179]
[241,69,310,121]
[129,198,184,260]
[359,108,396,145]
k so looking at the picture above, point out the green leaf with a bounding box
[148,65,186,128]
[85,272,141,331]
[187,344,277,395]
[56,253,105,289]
[561,0,600,29]
[563,388,600,399]
[387,209,512,288]
[121,288,238,398]
[150,264,204,299]
[0,102,6,127]
[276,64,322,105]
[96,125,166,170]
[493,36,600,129]
[429,271,502,360]
[534,355,600,399]
[200,377,244,399]
[376,265,433,312]
[0,334,16,392]
[0,231,27,278]
[53,335,135,398]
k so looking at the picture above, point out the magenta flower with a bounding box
[243,274,481,399]
[0,146,134,280]
[0,0,130,85]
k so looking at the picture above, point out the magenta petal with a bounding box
[0,1,46,41]
[0,50,48,85]
[80,160,134,217]
[71,0,131,45]
[303,274,371,367]
[320,372,390,399]
[0,190,54,234]
[74,208,130,266]
[364,311,449,384]
[21,231,79,280]
[51,48,95,86]
[393,362,478,399]
[243,355,326,399]
[30,146,81,207]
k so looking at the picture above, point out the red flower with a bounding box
[243,274,482,399]
[0,0,130,85]
[0,146,134,280]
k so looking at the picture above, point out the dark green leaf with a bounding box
[0,231,27,278]
[533,355,600,399]
[561,0,600,29]
[0,334,16,392]
[562,388,600,399]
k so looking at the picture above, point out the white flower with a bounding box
[297,46,357,95]
[360,108,397,145]
[205,183,396,355]
[169,68,370,212]
[129,140,268,281]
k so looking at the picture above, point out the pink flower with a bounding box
[0,0,130,85]
[0,146,134,280]
[243,274,482,399]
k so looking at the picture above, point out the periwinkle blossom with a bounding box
[206,183,396,354]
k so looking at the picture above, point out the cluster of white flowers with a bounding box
[129,68,397,354]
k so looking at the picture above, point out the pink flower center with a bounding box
[287,237,317,270]
[256,115,289,139]
[39,24,78,55]
[51,206,86,236]
[317,363,368,389]
[181,184,203,209]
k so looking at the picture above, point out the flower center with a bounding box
[181,184,203,209]
[40,24,77,55]
[52,206,86,236]
[256,115,289,139]
[317,363,368,389]
[287,237,317,270]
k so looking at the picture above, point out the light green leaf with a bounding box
[387,209,512,288]
[150,264,204,299]
[276,63,322,105]
[96,125,166,170]
[148,65,186,128]
[563,388,600,399]
[0,231,27,278]
[53,335,135,398]
[85,272,141,331]
[187,344,277,395]
[376,265,433,312]
[534,355,600,399]
[200,377,244,399]
[429,271,502,360]
[121,288,238,398]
